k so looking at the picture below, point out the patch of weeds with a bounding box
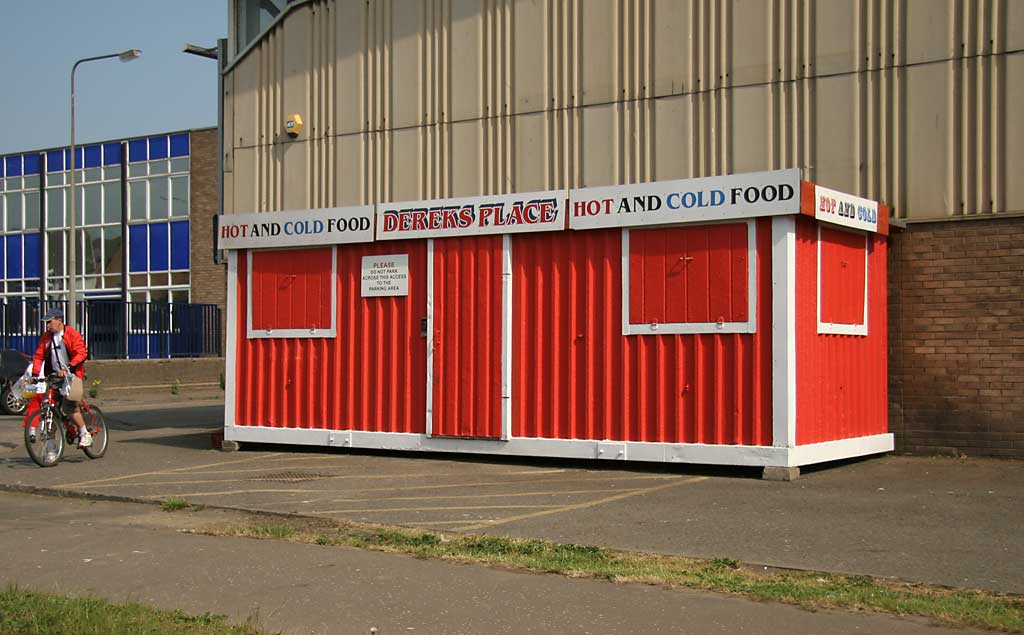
[171,379,181,395]
[88,379,101,399]
[161,497,192,512]
[247,525,296,539]
[219,372,226,391]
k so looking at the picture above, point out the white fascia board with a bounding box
[788,434,894,467]
[224,426,791,467]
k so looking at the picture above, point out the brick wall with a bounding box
[188,128,226,350]
[889,216,1024,458]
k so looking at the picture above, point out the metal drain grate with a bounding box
[247,471,336,483]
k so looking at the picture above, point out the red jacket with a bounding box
[32,327,88,379]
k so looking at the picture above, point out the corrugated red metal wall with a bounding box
[795,217,888,444]
[431,236,504,438]
[250,248,334,330]
[511,222,773,444]
[629,223,749,324]
[819,226,868,325]
[235,242,428,432]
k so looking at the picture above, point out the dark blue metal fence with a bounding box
[0,299,221,360]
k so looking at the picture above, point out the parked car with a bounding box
[0,348,31,416]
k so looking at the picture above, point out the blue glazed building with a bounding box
[0,128,224,358]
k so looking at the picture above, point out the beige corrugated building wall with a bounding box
[222,0,1024,457]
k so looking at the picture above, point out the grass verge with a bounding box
[161,497,200,512]
[208,519,1024,633]
[0,586,276,634]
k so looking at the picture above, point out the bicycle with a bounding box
[23,373,108,468]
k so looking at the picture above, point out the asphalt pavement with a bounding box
[0,491,994,635]
[1,394,1021,597]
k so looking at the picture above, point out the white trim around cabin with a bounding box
[224,250,239,430]
[816,224,870,336]
[224,426,893,468]
[771,216,797,449]
[621,219,758,335]
[245,246,338,339]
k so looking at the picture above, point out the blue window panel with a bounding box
[46,150,65,172]
[149,136,168,160]
[23,154,40,175]
[103,142,122,165]
[170,220,189,270]
[5,156,21,176]
[0,239,5,278]
[84,145,102,168]
[128,138,147,162]
[24,233,40,278]
[169,133,190,158]
[5,236,22,279]
[149,222,169,271]
[64,147,83,169]
[129,225,148,272]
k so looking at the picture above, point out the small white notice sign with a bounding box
[361,254,409,297]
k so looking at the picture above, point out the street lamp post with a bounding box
[68,49,141,327]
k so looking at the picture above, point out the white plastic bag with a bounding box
[13,364,38,402]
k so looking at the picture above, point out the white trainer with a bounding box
[28,427,37,443]
[78,430,93,448]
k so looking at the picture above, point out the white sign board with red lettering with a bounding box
[361,254,409,297]
[568,169,801,230]
[376,190,565,240]
[813,185,878,233]
[218,206,375,250]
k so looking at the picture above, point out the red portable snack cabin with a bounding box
[221,169,892,474]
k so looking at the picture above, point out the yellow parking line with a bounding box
[60,453,284,488]
[456,476,709,531]
[257,487,646,506]
[118,473,682,501]
[314,504,562,514]
[81,471,463,488]
[187,465,567,477]
[138,489,325,497]
[403,520,481,526]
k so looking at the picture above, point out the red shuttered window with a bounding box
[626,221,755,334]
[248,247,337,338]
[817,225,868,335]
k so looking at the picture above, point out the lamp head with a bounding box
[118,49,142,62]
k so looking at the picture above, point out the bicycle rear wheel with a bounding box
[81,404,108,459]
[24,410,64,468]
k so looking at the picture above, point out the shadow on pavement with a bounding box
[119,431,221,451]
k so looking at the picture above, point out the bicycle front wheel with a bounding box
[24,409,64,468]
[81,404,108,459]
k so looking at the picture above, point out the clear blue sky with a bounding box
[0,1,226,155]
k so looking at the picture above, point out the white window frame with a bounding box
[816,224,869,336]
[622,219,758,335]
[246,246,337,339]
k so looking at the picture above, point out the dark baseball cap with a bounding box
[42,308,64,322]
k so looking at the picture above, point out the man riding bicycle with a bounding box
[25,308,91,448]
